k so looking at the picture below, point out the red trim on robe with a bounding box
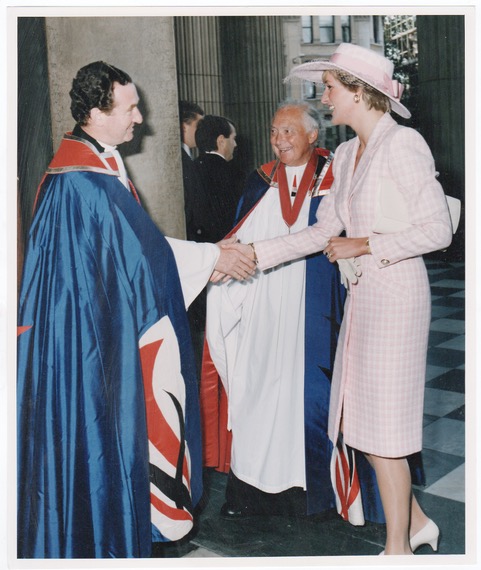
[199,147,334,473]
[140,339,190,486]
[33,134,141,213]
[200,340,232,472]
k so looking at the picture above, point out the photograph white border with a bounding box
[2,2,478,570]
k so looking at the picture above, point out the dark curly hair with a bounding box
[70,61,132,126]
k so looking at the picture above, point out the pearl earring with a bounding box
[354,94,360,103]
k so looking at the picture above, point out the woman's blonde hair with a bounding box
[323,69,391,114]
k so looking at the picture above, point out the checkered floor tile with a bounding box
[157,259,466,560]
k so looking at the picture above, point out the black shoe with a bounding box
[220,502,255,520]
[150,542,166,557]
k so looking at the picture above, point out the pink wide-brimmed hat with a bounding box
[286,42,411,119]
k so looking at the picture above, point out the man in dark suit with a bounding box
[179,101,204,241]
[192,115,245,243]
[187,115,245,379]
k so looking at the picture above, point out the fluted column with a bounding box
[17,18,53,250]
[351,16,372,48]
[175,16,286,171]
[220,16,287,171]
[174,16,223,115]
[417,16,465,260]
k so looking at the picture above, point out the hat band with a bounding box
[330,52,404,100]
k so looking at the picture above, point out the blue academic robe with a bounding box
[17,136,202,558]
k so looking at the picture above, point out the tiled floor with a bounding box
[156,258,467,563]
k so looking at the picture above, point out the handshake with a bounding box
[212,236,362,289]
[211,236,257,283]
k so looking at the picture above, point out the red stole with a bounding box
[33,133,141,213]
[274,150,320,228]
[200,147,334,473]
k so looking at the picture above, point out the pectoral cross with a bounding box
[291,175,297,197]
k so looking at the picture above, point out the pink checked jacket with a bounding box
[255,113,453,457]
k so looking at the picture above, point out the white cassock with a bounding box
[206,164,311,492]
[166,237,219,309]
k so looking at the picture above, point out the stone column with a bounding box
[282,16,303,102]
[351,15,372,48]
[416,15,465,260]
[174,16,223,116]
[220,16,286,171]
[17,18,53,245]
[45,16,185,237]
[175,15,287,171]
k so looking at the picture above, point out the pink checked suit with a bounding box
[255,113,453,457]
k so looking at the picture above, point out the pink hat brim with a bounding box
[286,59,411,119]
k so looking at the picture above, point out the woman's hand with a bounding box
[322,236,370,262]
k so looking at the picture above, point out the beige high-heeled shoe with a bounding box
[410,519,440,552]
[378,519,440,555]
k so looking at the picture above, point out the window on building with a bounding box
[303,82,316,99]
[302,16,313,43]
[373,16,382,44]
[341,15,351,42]
[319,16,334,43]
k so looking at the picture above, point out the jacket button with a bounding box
[381,259,390,265]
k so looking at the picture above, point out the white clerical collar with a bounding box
[285,162,308,172]
[98,141,129,190]
[98,140,117,153]
[285,162,308,203]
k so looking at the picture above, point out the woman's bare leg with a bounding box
[409,492,431,537]
[365,454,413,555]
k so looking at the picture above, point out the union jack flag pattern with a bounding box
[140,317,195,541]
[330,438,365,526]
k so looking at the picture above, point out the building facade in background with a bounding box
[17,14,464,260]
[174,15,387,165]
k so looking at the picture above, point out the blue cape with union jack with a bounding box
[17,135,202,558]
